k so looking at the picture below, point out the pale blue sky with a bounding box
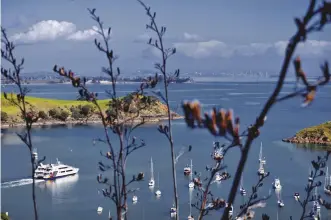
[1,0,331,75]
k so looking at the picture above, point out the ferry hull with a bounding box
[35,171,79,180]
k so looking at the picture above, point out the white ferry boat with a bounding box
[34,158,79,180]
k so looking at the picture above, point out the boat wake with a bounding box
[1,178,44,189]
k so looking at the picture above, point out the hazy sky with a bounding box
[1,0,331,76]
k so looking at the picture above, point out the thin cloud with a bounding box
[67,26,110,41]
[172,40,331,59]
[183,32,201,41]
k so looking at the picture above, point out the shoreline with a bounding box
[1,116,184,129]
[282,137,331,146]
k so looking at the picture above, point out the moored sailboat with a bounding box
[324,166,331,195]
[257,142,266,176]
[188,188,194,220]
[155,172,161,197]
[240,176,246,195]
[188,159,194,188]
[148,157,155,187]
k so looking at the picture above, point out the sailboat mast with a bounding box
[259,142,262,161]
[325,167,328,188]
[150,157,154,180]
[189,189,192,216]
[190,159,193,181]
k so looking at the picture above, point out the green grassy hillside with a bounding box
[296,121,331,141]
[1,92,173,124]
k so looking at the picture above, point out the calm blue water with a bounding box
[1,82,331,220]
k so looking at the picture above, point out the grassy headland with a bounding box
[0,92,182,127]
[282,121,331,148]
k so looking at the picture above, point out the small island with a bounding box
[1,92,183,128]
[282,121,331,147]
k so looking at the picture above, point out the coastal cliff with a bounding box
[0,93,182,128]
[282,121,331,146]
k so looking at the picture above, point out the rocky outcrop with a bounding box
[282,121,331,146]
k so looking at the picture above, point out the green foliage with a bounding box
[81,105,93,116]
[38,111,48,120]
[71,108,83,120]
[1,212,10,220]
[48,108,60,119]
[58,110,69,121]
[1,111,9,122]
[296,121,331,141]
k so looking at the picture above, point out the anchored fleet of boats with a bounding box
[30,140,328,219]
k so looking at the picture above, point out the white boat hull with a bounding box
[36,168,79,180]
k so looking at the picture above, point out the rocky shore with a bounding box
[1,115,184,128]
[282,121,331,146]
[282,136,331,146]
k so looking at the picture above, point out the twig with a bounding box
[221,1,331,219]
[1,27,42,220]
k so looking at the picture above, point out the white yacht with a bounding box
[148,157,155,187]
[273,178,282,190]
[34,158,79,180]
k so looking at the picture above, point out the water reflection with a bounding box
[37,174,79,204]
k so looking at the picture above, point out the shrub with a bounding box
[38,111,48,120]
[81,105,92,116]
[1,212,10,220]
[48,108,60,118]
[1,111,9,122]
[58,110,69,121]
[71,109,83,120]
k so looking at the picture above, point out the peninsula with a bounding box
[0,93,182,128]
[282,121,331,147]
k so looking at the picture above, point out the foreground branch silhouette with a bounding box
[52,9,159,220]
[220,1,331,218]
[1,28,46,220]
[137,1,182,219]
[173,1,331,219]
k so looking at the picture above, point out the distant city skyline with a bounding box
[2,0,331,75]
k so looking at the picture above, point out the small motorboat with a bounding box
[294,192,300,201]
[97,206,103,215]
[155,189,161,197]
[278,200,284,208]
[132,195,138,203]
[240,187,246,196]
[184,165,191,175]
[170,206,177,218]
[215,172,222,181]
[188,215,194,220]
